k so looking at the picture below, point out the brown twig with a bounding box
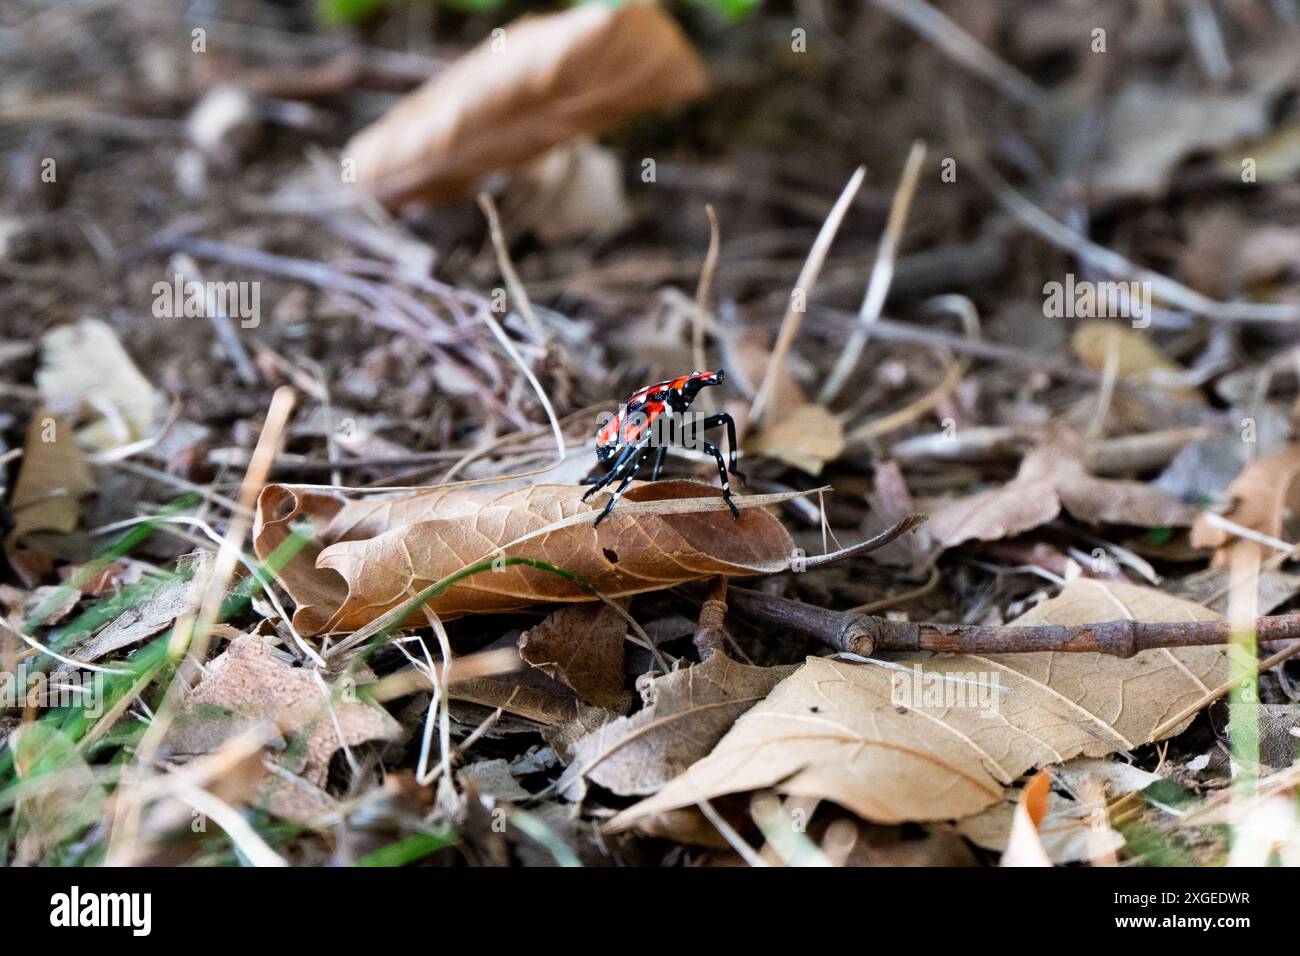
[693,575,729,661]
[726,586,1300,659]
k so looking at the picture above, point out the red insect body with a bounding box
[585,370,742,525]
[596,371,720,460]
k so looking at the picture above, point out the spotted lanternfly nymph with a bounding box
[583,369,745,526]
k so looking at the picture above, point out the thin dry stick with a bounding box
[989,175,1300,324]
[474,193,567,466]
[750,166,865,425]
[820,140,927,404]
[725,585,1300,659]
[1084,327,1121,441]
[1149,641,1300,743]
[185,386,300,668]
[105,386,298,864]
[840,293,980,446]
[169,254,259,385]
[869,0,1045,108]
[692,204,721,383]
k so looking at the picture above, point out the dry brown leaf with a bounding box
[58,553,207,671]
[450,672,591,726]
[1071,321,1202,404]
[502,138,631,244]
[518,603,632,712]
[1191,445,1300,566]
[609,579,1226,829]
[254,479,795,635]
[164,634,402,786]
[1089,81,1272,199]
[36,318,161,449]
[557,652,797,799]
[344,3,707,208]
[5,411,95,584]
[749,402,844,475]
[922,434,1196,554]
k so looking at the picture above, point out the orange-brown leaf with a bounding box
[1191,445,1300,565]
[254,480,795,635]
[344,3,707,208]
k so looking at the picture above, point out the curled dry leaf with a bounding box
[608,579,1226,830]
[557,652,797,800]
[5,411,95,585]
[922,433,1196,556]
[1190,445,1300,566]
[253,480,795,636]
[36,318,161,449]
[519,603,632,712]
[344,2,707,208]
[164,634,402,788]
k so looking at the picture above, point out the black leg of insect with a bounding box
[648,445,668,481]
[699,412,745,481]
[702,440,740,519]
[581,437,647,502]
[593,445,653,526]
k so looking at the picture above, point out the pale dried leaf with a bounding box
[165,634,402,786]
[36,319,161,449]
[923,435,1195,553]
[1053,756,1160,798]
[345,3,706,207]
[457,758,531,803]
[558,653,797,799]
[503,138,631,244]
[749,402,844,475]
[1090,82,1272,199]
[609,580,1226,829]
[61,553,207,669]
[1191,445,1300,564]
